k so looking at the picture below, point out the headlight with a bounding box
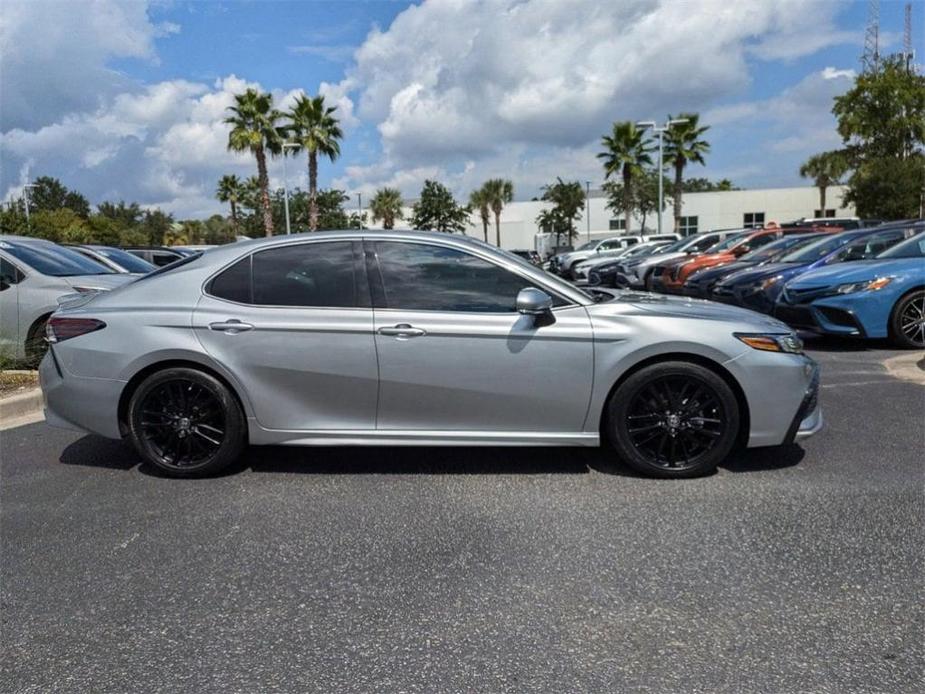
[735,332,804,354]
[836,277,893,294]
[759,275,783,290]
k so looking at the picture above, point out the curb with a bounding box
[884,352,925,386]
[0,387,44,425]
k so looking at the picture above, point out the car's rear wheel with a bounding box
[127,368,246,477]
[889,289,925,349]
[24,315,50,367]
[606,361,740,478]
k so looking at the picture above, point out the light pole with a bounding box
[22,182,37,230]
[585,181,591,240]
[636,118,687,236]
[282,142,299,234]
[357,192,362,229]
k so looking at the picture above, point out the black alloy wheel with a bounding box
[607,361,740,478]
[891,290,925,349]
[128,368,245,477]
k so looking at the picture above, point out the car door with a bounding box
[0,256,23,355]
[368,239,594,434]
[193,240,378,431]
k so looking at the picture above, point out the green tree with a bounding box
[0,203,29,235]
[831,55,925,218]
[216,174,245,229]
[285,94,343,232]
[97,201,142,227]
[603,169,673,233]
[28,176,90,218]
[681,177,739,193]
[480,178,513,247]
[225,88,285,237]
[369,188,404,230]
[598,121,654,234]
[539,178,585,246]
[87,214,122,246]
[29,208,89,242]
[799,151,849,216]
[663,113,710,232]
[118,227,151,246]
[468,188,491,242]
[411,180,470,233]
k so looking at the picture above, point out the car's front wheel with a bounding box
[606,361,740,478]
[127,367,246,477]
[889,289,925,349]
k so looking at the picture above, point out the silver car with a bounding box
[67,244,156,274]
[40,231,822,479]
[0,236,135,360]
[619,230,748,289]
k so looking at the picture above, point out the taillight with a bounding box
[45,317,106,344]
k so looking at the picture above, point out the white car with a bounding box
[0,236,134,361]
[551,234,679,278]
[571,240,675,282]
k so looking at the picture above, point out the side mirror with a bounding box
[516,287,553,316]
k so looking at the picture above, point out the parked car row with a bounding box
[547,233,681,279]
[574,221,924,349]
[0,236,204,360]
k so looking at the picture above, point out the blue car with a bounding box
[710,222,923,313]
[774,231,925,348]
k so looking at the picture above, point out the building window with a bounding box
[678,216,698,235]
[608,219,626,231]
[813,209,836,218]
[743,212,765,229]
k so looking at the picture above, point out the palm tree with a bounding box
[225,88,284,237]
[664,113,710,233]
[597,121,654,234]
[481,179,513,247]
[469,188,491,242]
[215,174,244,230]
[369,188,404,230]
[799,151,849,217]
[285,94,343,231]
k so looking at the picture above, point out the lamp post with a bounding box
[282,142,299,234]
[22,182,37,231]
[636,118,688,236]
[585,181,591,240]
[357,192,362,229]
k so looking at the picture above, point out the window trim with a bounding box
[364,238,578,314]
[203,239,370,310]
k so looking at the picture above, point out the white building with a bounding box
[363,184,854,252]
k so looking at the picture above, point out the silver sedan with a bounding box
[40,231,822,478]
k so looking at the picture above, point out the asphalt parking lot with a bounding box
[1,338,922,693]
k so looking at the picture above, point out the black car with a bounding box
[681,234,820,299]
[121,246,196,267]
[509,249,542,266]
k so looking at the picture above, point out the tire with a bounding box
[888,289,925,349]
[605,361,740,479]
[24,315,50,367]
[127,367,246,478]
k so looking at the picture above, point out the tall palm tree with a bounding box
[481,178,513,247]
[597,121,654,234]
[285,94,343,231]
[369,188,404,230]
[225,88,284,237]
[215,174,244,230]
[469,188,491,242]
[799,151,849,217]
[664,113,710,233]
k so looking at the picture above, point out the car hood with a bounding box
[786,258,924,288]
[714,262,803,287]
[689,260,755,281]
[62,274,135,290]
[593,290,792,331]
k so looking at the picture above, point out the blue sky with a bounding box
[1,0,920,218]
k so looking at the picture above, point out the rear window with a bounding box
[0,241,114,276]
[208,256,252,303]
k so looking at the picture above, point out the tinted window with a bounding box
[833,229,912,262]
[95,247,155,273]
[0,241,113,276]
[780,232,863,263]
[253,241,358,307]
[737,233,777,253]
[151,252,182,267]
[209,256,252,303]
[374,241,564,312]
[687,235,724,252]
[1,258,22,285]
[878,232,925,258]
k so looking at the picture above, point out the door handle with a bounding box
[209,319,254,334]
[378,323,426,338]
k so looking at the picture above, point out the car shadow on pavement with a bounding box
[800,333,894,353]
[59,436,806,478]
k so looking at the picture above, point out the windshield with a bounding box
[575,240,597,251]
[877,231,925,259]
[95,247,155,273]
[741,235,814,263]
[130,252,202,283]
[779,232,860,263]
[705,233,749,253]
[661,237,694,252]
[1,241,115,276]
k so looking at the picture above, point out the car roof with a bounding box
[0,235,60,247]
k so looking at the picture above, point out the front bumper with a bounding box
[785,362,822,444]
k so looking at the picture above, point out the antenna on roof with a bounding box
[862,0,880,73]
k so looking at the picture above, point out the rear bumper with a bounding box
[39,349,124,439]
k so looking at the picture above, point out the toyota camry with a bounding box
[40,231,822,479]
